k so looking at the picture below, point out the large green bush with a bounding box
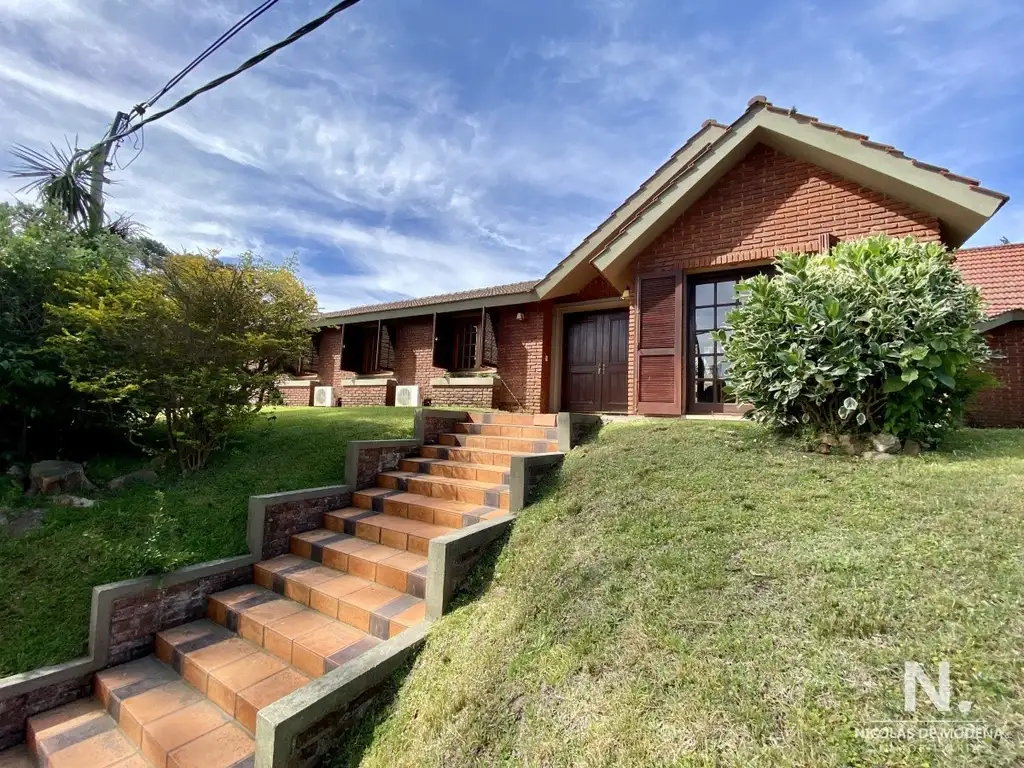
[717,236,991,442]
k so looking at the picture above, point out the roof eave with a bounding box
[977,309,1024,333]
[312,288,540,327]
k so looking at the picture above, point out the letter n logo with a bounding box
[904,661,952,713]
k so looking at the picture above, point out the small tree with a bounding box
[53,252,318,472]
[0,203,137,458]
[717,236,991,443]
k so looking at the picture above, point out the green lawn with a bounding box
[330,421,1024,767]
[0,407,413,677]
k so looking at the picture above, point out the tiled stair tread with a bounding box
[27,687,254,768]
[291,529,427,596]
[418,444,541,468]
[327,506,457,548]
[439,432,560,452]
[398,457,510,484]
[453,422,558,438]
[375,471,511,510]
[378,469,509,492]
[27,699,149,767]
[151,620,323,726]
[340,492,503,531]
[465,412,557,427]
[241,560,425,640]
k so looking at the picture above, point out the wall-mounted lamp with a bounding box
[516,312,526,321]
[621,288,630,300]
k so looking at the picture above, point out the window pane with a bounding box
[717,358,730,377]
[695,355,715,378]
[696,332,715,355]
[717,280,736,305]
[695,283,715,306]
[716,306,731,329]
[695,308,715,330]
[695,380,715,402]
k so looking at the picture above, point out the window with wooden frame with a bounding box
[340,320,395,375]
[432,308,498,372]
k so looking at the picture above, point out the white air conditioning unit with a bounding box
[313,386,334,407]
[394,385,421,407]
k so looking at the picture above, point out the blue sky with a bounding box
[1,0,1022,311]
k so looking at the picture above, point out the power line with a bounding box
[144,0,283,110]
[86,0,366,158]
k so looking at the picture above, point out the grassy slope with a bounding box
[0,407,412,677]
[333,421,1023,767]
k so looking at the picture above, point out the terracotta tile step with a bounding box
[398,457,510,485]
[345,491,504,528]
[27,699,152,768]
[243,558,425,640]
[290,528,428,597]
[465,412,557,427]
[376,470,510,509]
[439,432,559,454]
[326,504,458,554]
[454,422,558,441]
[418,444,534,468]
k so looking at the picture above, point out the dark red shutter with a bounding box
[432,313,453,370]
[635,271,683,415]
[377,321,395,371]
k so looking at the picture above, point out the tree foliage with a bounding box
[0,204,137,458]
[716,236,992,442]
[52,251,318,472]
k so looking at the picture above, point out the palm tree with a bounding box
[7,139,107,234]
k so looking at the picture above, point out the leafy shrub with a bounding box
[0,203,139,459]
[52,252,318,472]
[716,236,991,442]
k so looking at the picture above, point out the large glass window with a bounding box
[690,276,741,407]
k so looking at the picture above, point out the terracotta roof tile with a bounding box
[955,243,1024,316]
[319,280,539,321]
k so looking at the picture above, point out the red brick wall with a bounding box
[632,143,942,275]
[626,142,943,414]
[967,323,1024,428]
[339,383,395,407]
[495,304,550,413]
[313,308,551,413]
[394,318,445,403]
[316,329,344,390]
[277,383,315,406]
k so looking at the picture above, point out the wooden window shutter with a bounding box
[817,233,838,253]
[635,271,683,415]
[340,324,363,373]
[377,320,395,371]
[432,313,453,369]
[481,308,499,367]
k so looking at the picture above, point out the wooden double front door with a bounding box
[562,310,629,413]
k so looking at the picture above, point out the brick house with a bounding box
[301,96,1024,427]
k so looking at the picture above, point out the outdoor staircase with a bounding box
[3,412,560,767]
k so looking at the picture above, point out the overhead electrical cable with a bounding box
[143,0,283,110]
[84,0,365,159]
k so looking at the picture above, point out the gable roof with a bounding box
[587,96,1008,289]
[315,280,539,326]
[317,96,1009,323]
[955,243,1024,318]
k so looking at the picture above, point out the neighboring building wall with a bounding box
[967,323,1024,428]
[624,142,943,414]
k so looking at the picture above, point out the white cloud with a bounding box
[0,0,1022,314]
